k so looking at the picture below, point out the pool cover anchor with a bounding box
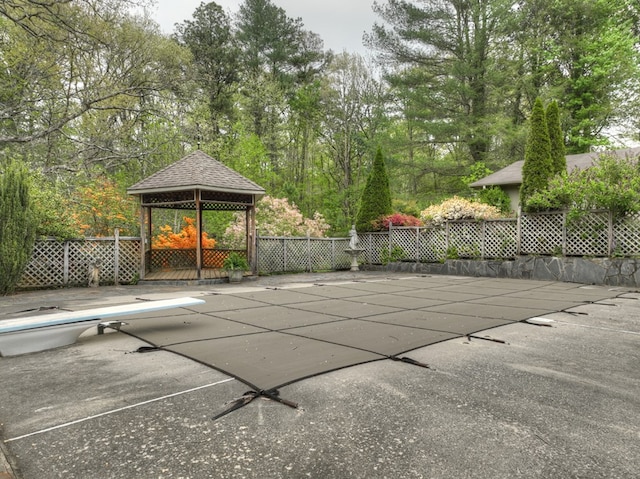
[390,356,431,369]
[212,389,298,421]
[466,334,507,344]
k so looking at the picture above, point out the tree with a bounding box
[319,53,388,232]
[174,2,239,134]
[368,0,512,164]
[520,98,552,211]
[512,0,640,152]
[0,159,37,294]
[0,0,191,170]
[356,147,392,231]
[546,100,566,176]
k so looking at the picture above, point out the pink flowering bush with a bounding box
[420,196,502,226]
[371,213,424,231]
[223,196,330,247]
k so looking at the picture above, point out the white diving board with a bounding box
[0,296,205,357]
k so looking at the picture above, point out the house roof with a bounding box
[470,146,640,188]
[127,150,266,196]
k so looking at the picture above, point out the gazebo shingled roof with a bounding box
[127,150,265,197]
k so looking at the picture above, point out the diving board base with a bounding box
[0,319,105,357]
[0,296,205,357]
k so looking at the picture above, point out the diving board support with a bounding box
[0,296,205,357]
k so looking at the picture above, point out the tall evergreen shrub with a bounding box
[546,100,567,175]
[520,98,553,212]
[0,160,37,295]
[356,147,392,231]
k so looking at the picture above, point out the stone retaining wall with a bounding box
[365,257,640,288]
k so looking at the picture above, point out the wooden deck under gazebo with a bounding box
[127,150,266,281]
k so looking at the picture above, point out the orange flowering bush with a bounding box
[152,217,216,249]
[71,177,138,236]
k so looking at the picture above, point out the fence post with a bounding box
[331,238,336,270]
[516,209,522,256]
[445,222,450,256]
[307,232,312,272]
[562,211,567,256]
[415,226,420,263]
[63,241,70,285]
[114,228,120,285]
[481,221,486,260]
[608,210,614,256]
[282,238,287,273]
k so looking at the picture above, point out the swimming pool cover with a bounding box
[119,275,620,398]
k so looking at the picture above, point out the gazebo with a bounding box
[127,150,266,281]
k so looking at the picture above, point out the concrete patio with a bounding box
[0,272,638,478]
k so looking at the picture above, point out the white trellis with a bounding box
[18,211,640,286]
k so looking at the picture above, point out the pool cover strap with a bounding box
[212,389,298,421]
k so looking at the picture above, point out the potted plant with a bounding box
[223,252,250,283]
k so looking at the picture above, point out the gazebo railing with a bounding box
[148,248,246,271]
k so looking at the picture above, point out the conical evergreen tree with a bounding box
[0,160,37,295]
[520,98,553,212]
[546,100,567,176]
[356,147,392,232]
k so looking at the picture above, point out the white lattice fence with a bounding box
[257,237,357,273]
[257,238,286,273]
[447,221,482,258]
[613,212,640,256]
[484,220,518,258]
[390,227,419,261]
[419,227,447,262]
[360,232,389,264]
[117,240,140,283]
[18,237,140,288]
[520,212,565,255]
[566,212,610,256]
[19,240,66,287]
[310,238,352,271]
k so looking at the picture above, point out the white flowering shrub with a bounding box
[420,196,502,225]
[222,196,330,247]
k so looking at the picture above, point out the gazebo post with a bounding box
[195,191,202,280]
[247,205,257,274]
[138,206,146,280]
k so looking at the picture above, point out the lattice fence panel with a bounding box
[390,228,419,261]
[448,221,483,258]
[419,227,447,262]
[566,212,609,256]
[284,238,311,272]
[117,240,140,283]
[332,238,355,270]
[309,239,349,271]
[360,232,389,264]
[150,249,196,270]
[484,220,518,259]
[19,240,65,287]
[520,213,564,255]
[66,241,115,286]
[257,238,285,273]
[613,212,640,256]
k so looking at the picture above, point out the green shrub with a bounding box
[0,160,37,294]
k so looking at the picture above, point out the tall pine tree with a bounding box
[520,98,553,212]
[0,160,37,295]
[546,100,567,176]
[356,147,392,231]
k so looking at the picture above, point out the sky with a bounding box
[150,0,378,55]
